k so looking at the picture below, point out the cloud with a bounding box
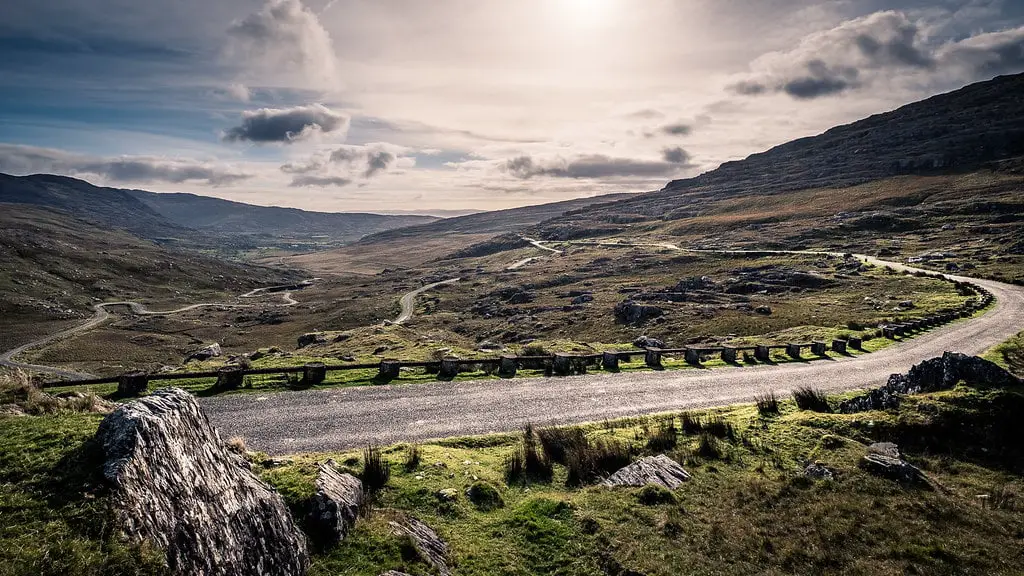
[660,123,692,136]
[225,0,339,89]
[364,149,396,177]
[661,147,692,165]
[222,104,349,144]
[289,175,352,187]
[503,154,686,179]
[0,144,251,186]
[731,10,1024,100]
[328,144,403,177]
[226,83,251,102]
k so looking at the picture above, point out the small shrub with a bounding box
[566,439,633,487]
[696,433,723,459]
[226,436,247,455]
[792,387,832,413]
[680,411,703,434]
[703,416,736,440]
[521,344,551,357]
[636,483,676,505]
[505,424,553,484]
[755,391,779,416]
[404,443,421,471]
[466,481,505,511]
[537,426,588,464]
[362,445,391,492]
[646,418,678,452]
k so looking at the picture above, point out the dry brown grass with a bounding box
[0,370,113,415]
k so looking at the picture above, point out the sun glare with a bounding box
[559,0,618,28]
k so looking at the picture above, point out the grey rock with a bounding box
[96,388,308,576]
[297,333,326,348]
[248,350,265,361]
[436,488,459,502]
[754,305,773,315]
[185,342,221,362]
[838,352,1021,413]
[379,572,414,576]
[615,300,664,325]
[389,517,450,576]
[571,294,595,305]
[632,336,666,350]
[307,460,364,546]
[602,455,691,489]
[868,442,901,459]
[803,462,836,481]
[860,452,925,484]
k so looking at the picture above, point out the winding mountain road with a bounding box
[394,279,461,324]
[202,254,1024,455]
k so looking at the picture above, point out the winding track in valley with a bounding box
[201,244,1024,454]
[1,275,461,379]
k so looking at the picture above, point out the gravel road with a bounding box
[203,271,1024,455]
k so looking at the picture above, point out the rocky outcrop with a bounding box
[307,460,364,546]
[633,336,665,350]
[838,352,1021,413]
[615,301,664,325]
[96,388,308,576]
[297,333,326,348]
[803,462,836,481]
[860,443,925,484]
[185,342,221,362]
[389,517,450,576]
[602,455,690,489]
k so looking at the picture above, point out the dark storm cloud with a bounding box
[289,174,352,187]
[364,149,396,177]
[504,154,683,179]
[0,143,251,186]
[660,123,692,136]
[661,147,692,165]
[222,104,348,143]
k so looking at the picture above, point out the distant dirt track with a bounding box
[201,255,1024,455]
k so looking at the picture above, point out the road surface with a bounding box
[202,264,1024,455]
[393,279,461,324]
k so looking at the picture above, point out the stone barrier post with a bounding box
[831,339,847,354]
[721,347,737,364]
[848,337,863,350]
[379,359,401,380]
[440,357,460,378]
[118,371,149,397]
[215,366,244,391]
[645,349,663,369]
[684,348,701,366]
[499,355,518,378]
[602,351,620,371]
[883,326,897,339]
[553,353,573,376]
[304,362,327,385]
[754,345,771,362]
[811,341,827,356]
[786,343,802,359]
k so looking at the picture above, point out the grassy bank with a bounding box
[5,365,1022,575]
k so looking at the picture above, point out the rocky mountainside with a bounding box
[549,73,1024,226]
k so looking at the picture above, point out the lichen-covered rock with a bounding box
[96,388,308,576]
[602,455,690,489]
[615,301,664,325]
[632,336,665,349]
[297,333,326,348]
[804,462,836,481]
[860,453,925,484]
[839,352,1021,413]
[389,517,450,576]
[308,460,364,546]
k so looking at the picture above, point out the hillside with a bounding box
[128,189,437,241]
[0,174,439,255]
[0,203,299,352]
[281,192,635,273]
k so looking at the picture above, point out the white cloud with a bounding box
[222,104,349,144]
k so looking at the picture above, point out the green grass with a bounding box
[5,373,1024,574]
[984,330,1024,376]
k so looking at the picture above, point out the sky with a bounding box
[1,0,1023,214]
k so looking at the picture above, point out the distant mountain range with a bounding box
[0,173,438,252]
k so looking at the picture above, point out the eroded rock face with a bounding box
[602,455,690,489]
[308,460,364,546]
[96,388,308,576]
[860,443,925,484]
[838,352,1021,413]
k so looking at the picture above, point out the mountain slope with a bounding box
[128,189,437,239]
[279,192,636,273]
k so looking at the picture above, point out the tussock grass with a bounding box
[755,391,780,415]
[403,443,421,471]
[792,386,833,413]
[505,425,553,484]
[0,371,111,415]
[645,417,678,452]
[361,445,391,492]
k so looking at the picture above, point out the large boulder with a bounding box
[297,333,327,348]
[839,352,1021,413]
[860,443,926,484]
[185,342,221,363]
[633,336,665,350]
[307,460,364,546]
[602,455,690,489]
[615,301,664,325]
[96,388,308,576]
